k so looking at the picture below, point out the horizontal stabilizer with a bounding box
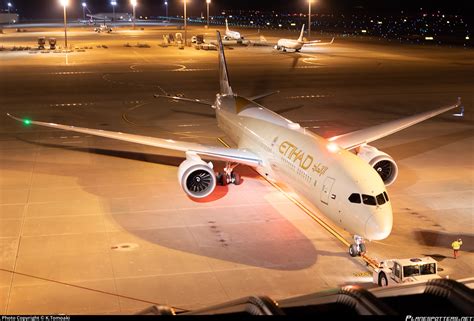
[249,91,280,102]
[154,94,213,106]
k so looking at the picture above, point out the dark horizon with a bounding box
[3,0,473,20]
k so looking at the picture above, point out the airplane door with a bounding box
[320,177,335,205]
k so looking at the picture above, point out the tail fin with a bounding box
[225,19,229,32]
[297,24,305,42]
[216,31,233,95]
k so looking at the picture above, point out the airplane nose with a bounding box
[365,209,393,241]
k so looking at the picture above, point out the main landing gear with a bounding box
[349,235,366,257]
[216,162,242,186]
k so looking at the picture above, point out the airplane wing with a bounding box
[6,114,262,167]
[304,38,335,46]
[328,98,463,150]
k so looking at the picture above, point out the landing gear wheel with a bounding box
[216,172,223,186]
[231,172,241,185]
[283,48,287,52]
[220,173,228,186]
[378,272,388,287]
[358,243,366,255]
[349,244,359,257]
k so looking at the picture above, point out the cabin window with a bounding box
[362,194,376,206]
[383,191,390,202]
[348,193,361,204]
[376,193,386,205]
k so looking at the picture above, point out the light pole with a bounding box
[206,0,210,28]
[130,0,137,30]
[82,2,86,21]
[164,1,168,21]
[7,2,12,13]
[308,0,314,39]
[111,1,117,23]
[60,0,69,49]
[183,0,187,46]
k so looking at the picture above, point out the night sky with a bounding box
[4,0,473,20]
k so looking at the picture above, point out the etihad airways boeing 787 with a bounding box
[8,32,462,257]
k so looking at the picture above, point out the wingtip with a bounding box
[457,96,462,106]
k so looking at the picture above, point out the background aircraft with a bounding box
[275,24,334,52]
[224,19,243,40]
[8,32,462,257]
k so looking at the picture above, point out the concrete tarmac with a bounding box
[0,25,473,314]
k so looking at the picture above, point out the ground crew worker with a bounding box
[451,238,463,259]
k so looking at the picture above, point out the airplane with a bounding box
[275,24,334,52]
[7,31,462,258]
[224,19,243,40]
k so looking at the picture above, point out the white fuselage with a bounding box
[276,39,304,51]
[225,30,242,40]
[215,94,393,241]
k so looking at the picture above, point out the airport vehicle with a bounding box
[7,32,462,257]
[274,24,334,52]
[94,24,112,33]
[373,257,441,287]
[224,19,243,40]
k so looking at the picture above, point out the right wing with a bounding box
[328,98,463,150]
[7,114,262,167]
[304,38,335,46]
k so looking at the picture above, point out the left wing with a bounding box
[328,98,463,150]
[6,114,262,167]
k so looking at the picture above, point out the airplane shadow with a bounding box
[9,137,318,270]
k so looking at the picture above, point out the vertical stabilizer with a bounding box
[216,31,233,95]
[225,19,229,32]
[297,24,305,42]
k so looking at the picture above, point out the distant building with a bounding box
[0,13,19,24]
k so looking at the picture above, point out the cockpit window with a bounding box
[383,191,389,202]
[362,194,376,206]
[348,193,361,204]
[376,193,386,205]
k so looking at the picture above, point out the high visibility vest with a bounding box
[452,241,462,250]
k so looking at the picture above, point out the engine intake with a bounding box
[356,145,398,186]
[178,155,216,199]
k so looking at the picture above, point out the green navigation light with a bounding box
[23,119,31,125]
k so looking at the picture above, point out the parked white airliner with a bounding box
[275,24,334,52]
[224,19,243,40]
[8,32,462,257]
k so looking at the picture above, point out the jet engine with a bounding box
[356,145,398,186]
[177,154,216,199]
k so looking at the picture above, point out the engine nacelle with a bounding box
[177,154,216,199]
[356,145,398,186]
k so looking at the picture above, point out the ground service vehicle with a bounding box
[373,257,441,286]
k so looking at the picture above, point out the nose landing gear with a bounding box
[349,235,366,257]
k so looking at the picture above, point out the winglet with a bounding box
[6,113,33,125]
